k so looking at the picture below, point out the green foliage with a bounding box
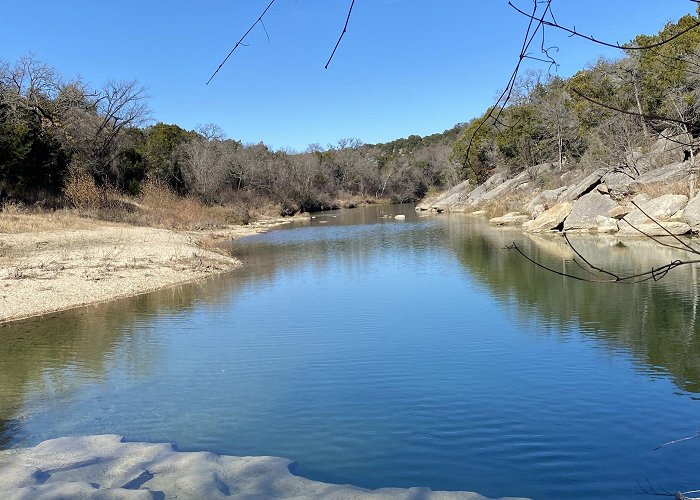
[0,115,68,200]
[142,122,197,190]
[451,111,497,184]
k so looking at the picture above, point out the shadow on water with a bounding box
[441,216,700,393]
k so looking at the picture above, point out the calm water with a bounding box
[1,205,700,499]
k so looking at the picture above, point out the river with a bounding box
[1,204,699,499]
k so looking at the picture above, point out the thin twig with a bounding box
[630,200,699,253]
[509,1,700,51]
[564,232,621,280]
[325,0,356,69]
[207,0,277,84]
[570,88,696,128]
[656,431,700,451]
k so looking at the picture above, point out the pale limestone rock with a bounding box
[608,206,631,220]
[595,216,619,233]
[618,220,690,236]
[0,435,527,500]
[563,192,618,231]
[558,168,607,202]
[489,212,529,226]
[624,194,689,226]
[684,194,700,230]
[522,202,572,233]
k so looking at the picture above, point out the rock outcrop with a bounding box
[522,202,572,232]
[0,435,526,500]
[684,194,700,230]
[489,212,530,226]
[618,194,690,235]
[563,191,619,231]
[415,130,697,239]
[558,168,607,202]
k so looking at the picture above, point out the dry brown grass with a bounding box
[135,181,246,230]
[63,170,103,211]
[636,179,690,199]
[2,180,253,234]
[0,202,102,234]
[479,190,533,218]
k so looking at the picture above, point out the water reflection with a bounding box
[440,216,700,393]
[0,206,699,500]
[0,276,242,446]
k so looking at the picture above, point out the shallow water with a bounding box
[1,204,700,499]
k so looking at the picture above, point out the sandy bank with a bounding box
[0,435,526,499]
[0,215,289,324]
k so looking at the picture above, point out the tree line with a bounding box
[2,10,700,216]
[0,54,461,215]
[451,10,700,186]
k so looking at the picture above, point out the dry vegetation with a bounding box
[480,189,535,218]
[0,183,294,324]
[61,173,262,230]
[636,179,691,198]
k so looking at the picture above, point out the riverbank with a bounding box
[0,210,291,324]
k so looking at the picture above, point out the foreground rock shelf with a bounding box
[0,435,527,499]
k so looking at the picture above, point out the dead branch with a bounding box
[655,431,700,451]
[326,0,356,69]
[509,1,700,51]
[207,0,277,85]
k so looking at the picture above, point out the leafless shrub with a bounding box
[63,169,102,211]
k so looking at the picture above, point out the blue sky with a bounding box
[2,1,697,151]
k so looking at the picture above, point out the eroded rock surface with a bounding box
[0,435,528,500]
[523,202,572,233]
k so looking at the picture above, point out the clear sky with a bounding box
[2,1,697,151]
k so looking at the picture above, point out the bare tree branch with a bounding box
[655,431,700,451]
[207,0,277,85]
[509,1,700,51]
[326,0,357,69]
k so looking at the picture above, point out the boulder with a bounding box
[601,170,638,197]
[489,212,529,226]
[595,216,619,233]
[558,168,608,202]
[526,187,566,213]
[529,162,556,177]
[684,194,700,230]
[636,162,689,185]
[469,171,530,205]
[416,179,471,211]
[530,204,546,219]
[522,202,572,233]
[624,194,688,225]
[619,194,689,234]
[563,191,619,231]
[608,206,631,220]
[466,172,508,203]
[618,221,691,236]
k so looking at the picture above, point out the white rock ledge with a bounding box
[0,435,528,500]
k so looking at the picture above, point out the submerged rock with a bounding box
[0,435,528,500]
